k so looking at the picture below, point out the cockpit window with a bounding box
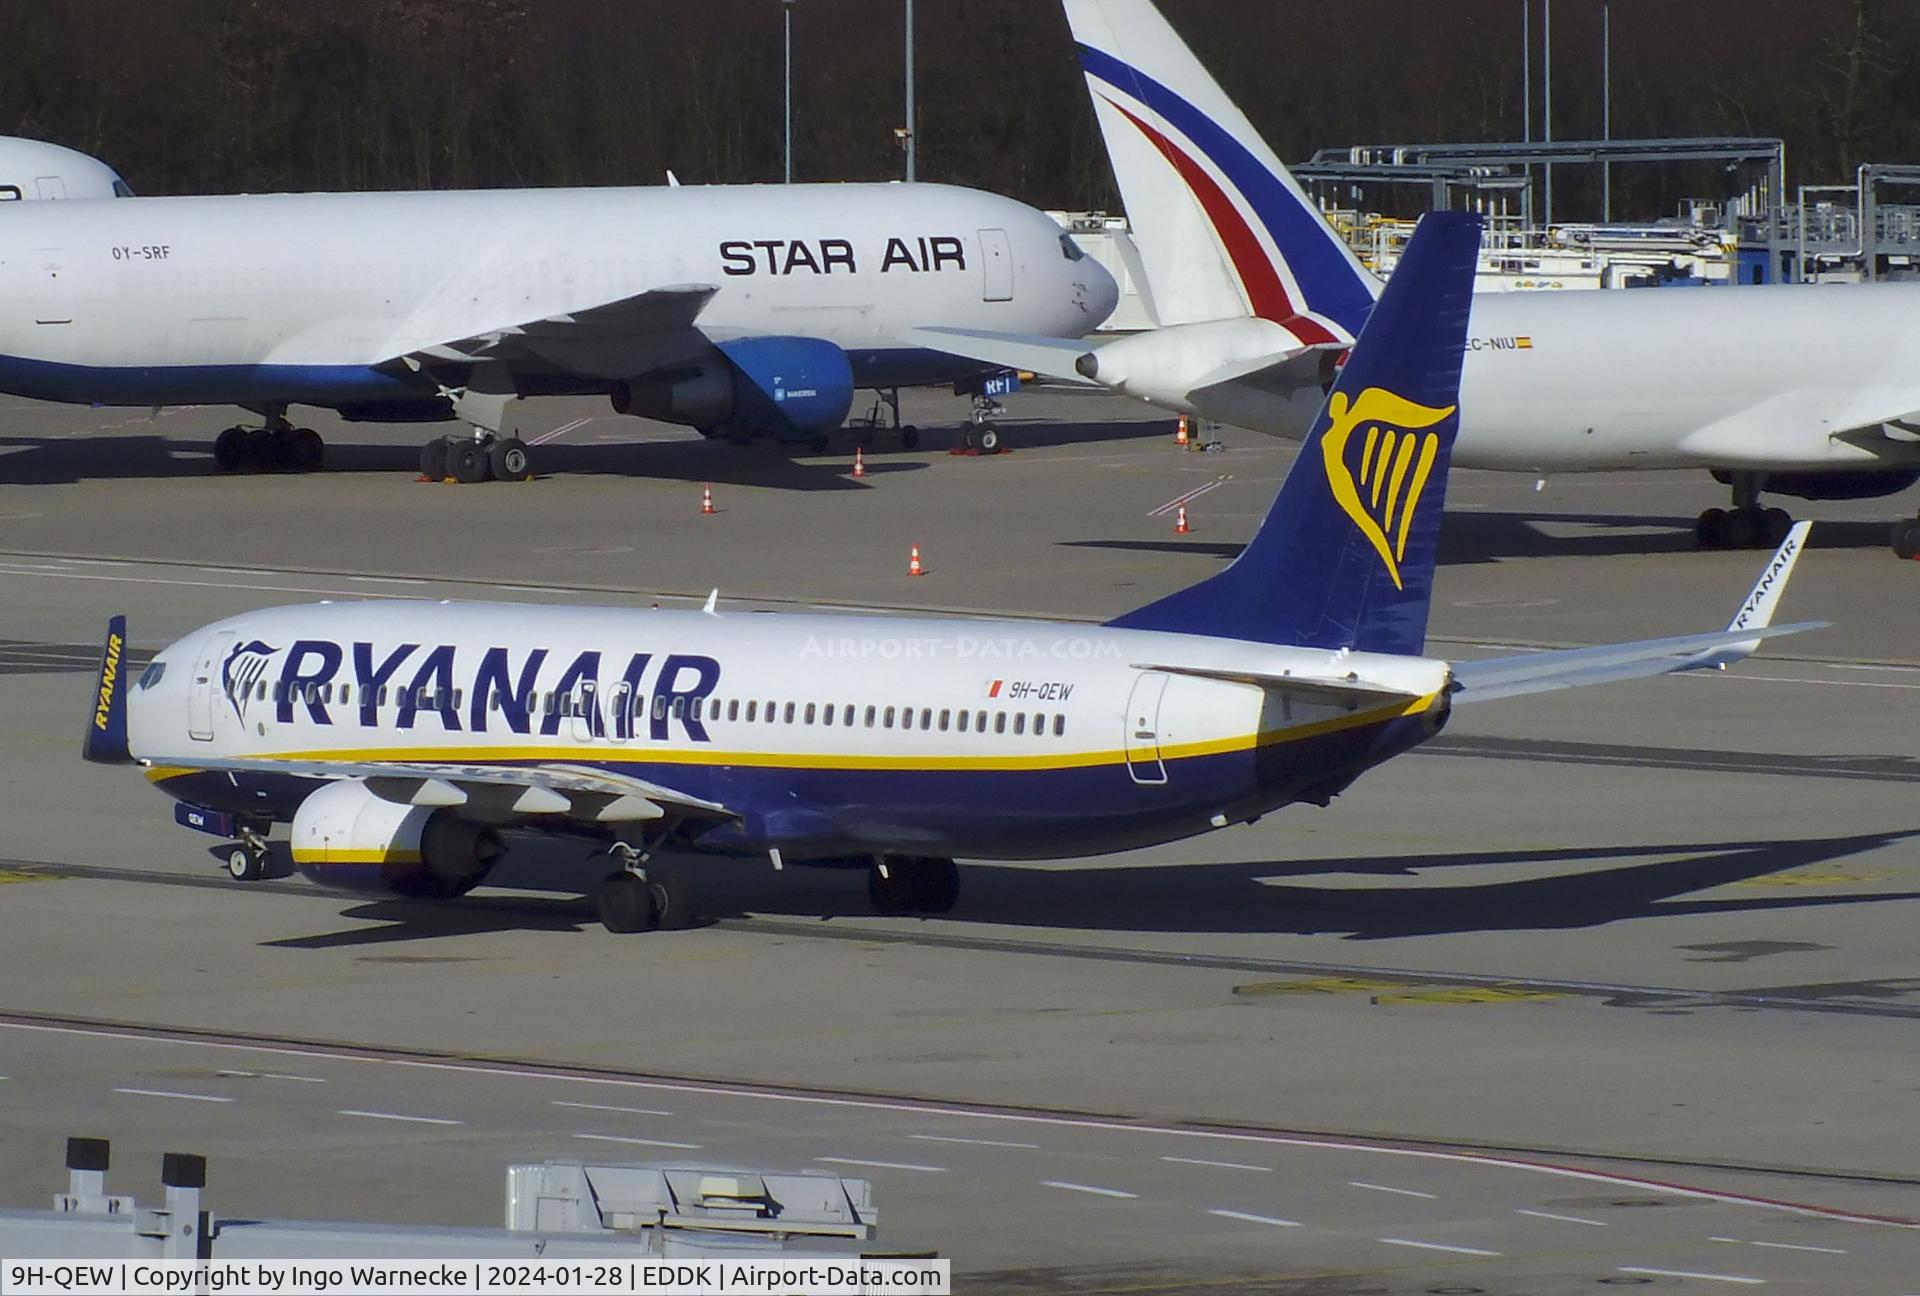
[111,178,135,197]
[137,660,167,690]
[1059,232,1086,261]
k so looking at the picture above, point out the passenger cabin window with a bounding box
[745,701,757,722]
[865,705,877,727]
[804,703,816,725]
[765,699,777,723]
[820,703,832,726]
[842,704,855,726]
[1053,715,1066,737]
[1031,711,1043,735]
[883,706,895,728]
[783,702,795,724]
[728,700,740,722]
[976,710,988,732]
[994,712,1007,734]
[938,709,950,732]
[919,707,932,731]
[1014,713,1026,735]
[956,709,969,733]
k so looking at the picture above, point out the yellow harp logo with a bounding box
[1319,387,1456,590]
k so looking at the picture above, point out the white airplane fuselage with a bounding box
[0,182,1112,410]
[1158,285,1920,477]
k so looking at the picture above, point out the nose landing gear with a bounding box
[594,839,695,933]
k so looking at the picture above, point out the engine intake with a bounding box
[290,779,501,898]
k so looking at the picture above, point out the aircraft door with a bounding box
[978,228,1014,301]
[606,684,632,743]
[34,249,73,325]
[569,683,599,743]
[1124,671,1170,785]
[188,632,233,742]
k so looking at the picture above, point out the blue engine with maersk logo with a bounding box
[609,335,854,444]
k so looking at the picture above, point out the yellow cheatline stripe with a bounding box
[252,692,1441,776]
[288,849,421,865]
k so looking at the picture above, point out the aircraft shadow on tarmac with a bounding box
[0,417,1165,488]
[259,828,1920,950]
[1068,511,1901,566]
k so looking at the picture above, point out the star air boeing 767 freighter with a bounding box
[83,215,1819,932]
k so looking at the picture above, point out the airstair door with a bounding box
[570,683,599,743]
[188,632,233,742]
[978,228,1014,301]
[1124,671,1170,785]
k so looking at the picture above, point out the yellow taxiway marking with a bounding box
[1733,871,1893,888]
[0,870,54,885]
[1233,977,1564,1006]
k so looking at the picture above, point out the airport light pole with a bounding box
[903,0,917,182]
[1602,0,1612,221]
[1521,0,1532,226]
[1542,0,1553,226]
[783,0,796,183]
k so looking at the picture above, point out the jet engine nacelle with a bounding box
[1078,317,1312,412]
[610,336,854,442]
[290,778,502,898]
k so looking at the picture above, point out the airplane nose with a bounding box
[1081,256,1120,332]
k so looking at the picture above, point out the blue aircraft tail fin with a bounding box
[82,614,132,765]
[1107,212,1481,656]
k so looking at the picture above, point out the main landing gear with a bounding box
[1695,472,1794,550]
[853,388,921,451]
[420,432,533,484]
[212,413,324,474]
[867,855,960,916]
[594,840,695,933]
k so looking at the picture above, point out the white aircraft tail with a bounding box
[1065,0,1378,337]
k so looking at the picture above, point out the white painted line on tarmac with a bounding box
[1517,1208,1607,1226]
[552,1100,672,1117]
[576,1133,701,1150]
[532,417,593,446]
[1379,1238,1500,1257]
[114,1087,234,1104]
[1148,474,1233,517]
[0,567,406,600]
[1163,1155,1270,1172]
[815,1157,946,1174]
[1207,1208,1300,1228]
[908,1134,1039,1150]
[1350,1180,1437,1199]
[1618,1266,1763,1285]
[7,1020,1910,1233]
[348,576,428,586]
[337,1109,462,1126]
[1711,1236,1846,1255]
[1715,673,1920,692]
[1043,1180,1137,1199]
[217,1069,325,1083]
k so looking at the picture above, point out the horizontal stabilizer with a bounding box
[1453,521,1821,701]
[904,327,1097,385]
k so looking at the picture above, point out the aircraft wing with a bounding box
[140,753,736,826]
[903,326,1098,385]
[1452,522,1824,702]
[1130,662,1428,709]
[396,283,721,380]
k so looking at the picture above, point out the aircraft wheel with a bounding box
[291,427,324,473]
[1724,507,1762,549]
[212,427,244,472]
[976,424,1001,453]
[240,427,277,472]
[1694,507,1728,549]
[1761,507,1793,547]
[1893,519,1920,560]
[899,425,920,450]
[420,438,449,480]
[596,872,657,933]
[489,435,532,482]
[448,440,490,484]
[867,862,916,916]
[909,857,959,914]
[226,845,267,882]
[648,872,695,931]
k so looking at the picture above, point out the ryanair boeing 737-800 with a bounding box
[82,215,1817,932]
[0,180,1116,479]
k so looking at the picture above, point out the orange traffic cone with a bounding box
[908,544,926,577]
[853,447,866,478]
[1175,416,1190,447]
[701,484,716,515]
[1175,503,1192,534]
